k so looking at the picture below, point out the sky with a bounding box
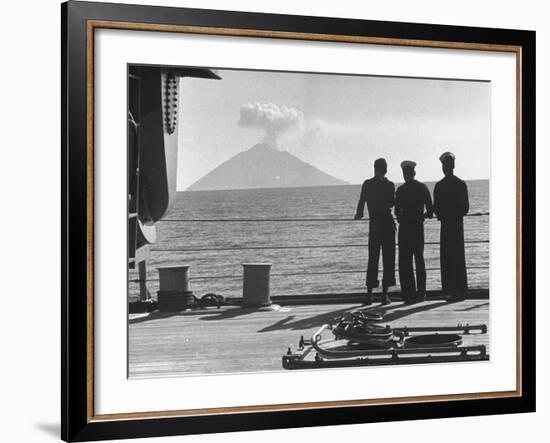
[176,68,490,190]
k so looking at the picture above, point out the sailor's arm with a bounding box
[394,186,403,223]
[354,182,367,219]
[388,182,396,208]
[433,183,441,220]
[462,181,470,216]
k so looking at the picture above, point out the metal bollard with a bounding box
[157,265,195,311]
[242,263,272,308]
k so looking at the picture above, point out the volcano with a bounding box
[186,143,348,191]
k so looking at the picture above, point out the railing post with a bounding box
[157,265,195,311]
[242,263,272,308]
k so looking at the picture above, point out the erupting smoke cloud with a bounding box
[238,102,304,147]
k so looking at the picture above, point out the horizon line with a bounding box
[178,178,490,193]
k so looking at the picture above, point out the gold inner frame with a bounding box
[85,19,523,423]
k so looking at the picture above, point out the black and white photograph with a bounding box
[128,65,491,377]
[0,0,543,440]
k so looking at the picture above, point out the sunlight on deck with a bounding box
[129,299,489,378]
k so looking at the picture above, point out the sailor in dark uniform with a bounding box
[354,158,396,305]
[434,152,469,302]
[395,161,434,304]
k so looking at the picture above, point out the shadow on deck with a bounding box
[128,294,490,378]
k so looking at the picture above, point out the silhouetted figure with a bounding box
[395,161,434,305]
[354,158,396,305]
[434,152,469,302]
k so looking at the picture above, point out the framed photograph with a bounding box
[62,1,535,441]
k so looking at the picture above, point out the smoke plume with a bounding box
[238,102,304,147]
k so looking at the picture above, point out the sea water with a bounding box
[129,180,489,300]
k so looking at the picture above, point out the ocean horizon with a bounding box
[180,178,489,194]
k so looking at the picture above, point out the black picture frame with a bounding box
[61,1,536,441]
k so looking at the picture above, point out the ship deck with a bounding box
[128,297,490,378]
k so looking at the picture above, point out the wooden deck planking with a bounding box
[129,299,489,378]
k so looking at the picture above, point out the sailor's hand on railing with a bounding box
[354,214,362,220]
[424,212,434,219]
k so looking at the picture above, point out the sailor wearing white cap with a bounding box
[395,161,433,304]
[434,152,469,302]
[400,160,417,170]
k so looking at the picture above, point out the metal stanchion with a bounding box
[157,265,195,311]
[242,263,272,308]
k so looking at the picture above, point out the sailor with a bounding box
[434,152,469,302]
[395,161,434,304]
[354,158,396,305]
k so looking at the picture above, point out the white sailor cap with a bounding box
[439,151,455,163]
[400,160,416,169]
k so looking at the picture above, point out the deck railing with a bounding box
[129,213,489,292]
